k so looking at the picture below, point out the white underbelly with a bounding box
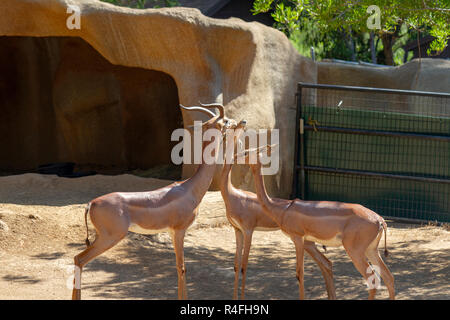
[255,226,279,232]
[229,216,278,232]
[129,223,170,235]
[305,234,342,247]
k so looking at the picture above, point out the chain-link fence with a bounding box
[292,83,450,223]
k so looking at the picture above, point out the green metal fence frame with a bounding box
[291,82,450,223]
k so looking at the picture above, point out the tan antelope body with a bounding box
[246,146,395,300]
[72,103,241,300]
[220,129,336,299]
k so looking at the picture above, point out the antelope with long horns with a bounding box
[241,145,395,300]
[72,103,241,300]
[220,128,336,299]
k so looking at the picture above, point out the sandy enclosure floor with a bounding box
[0,174,449,300]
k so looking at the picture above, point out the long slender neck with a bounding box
[219,163,235,202]
[184,137,223,204]
[251,164,285,225]
[186,162,218,201]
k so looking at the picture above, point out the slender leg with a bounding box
[183,270,188,300]
[366,249,395,300]
[233,228,244,300]
[240,230,253,300]
[304,241,336,300]
[293,236,305,300]
[72,235,125,300]
[344,245,377,300]
[172,229,187,300]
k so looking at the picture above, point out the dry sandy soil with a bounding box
[0,173,448,300]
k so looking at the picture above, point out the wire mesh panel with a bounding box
[292,83,450,223]
[307,171,450,222]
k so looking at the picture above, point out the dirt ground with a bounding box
[0,173,448,300]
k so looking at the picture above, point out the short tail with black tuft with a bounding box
[84,203,91,247]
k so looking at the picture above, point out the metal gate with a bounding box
[291,83,450,223]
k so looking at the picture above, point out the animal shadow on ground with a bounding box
[58,225,449,300]
[2,275,42,285]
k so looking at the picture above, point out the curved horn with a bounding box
[179,104,217,118]
[199,102,225,118]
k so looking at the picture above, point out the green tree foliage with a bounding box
[101,0,179,9]
[252,0,449,65]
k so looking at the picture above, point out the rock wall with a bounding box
[317,59,450,115]
[0,0,448,198]
[318,58,450,92]
[0,0,317,197]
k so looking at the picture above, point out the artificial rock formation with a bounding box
[318,58,450,93]
[318,58,450,114]
[0,0,316,197]
[0,0,448,197]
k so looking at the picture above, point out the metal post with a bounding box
[310,47,315,61]
[290,86,301,199]
[291,83,306,200]
[298,88,306,200]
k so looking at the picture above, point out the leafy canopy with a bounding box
[252,0,449,55]
[101,0,179,9]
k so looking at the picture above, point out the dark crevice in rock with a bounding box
[0,36,182,179]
